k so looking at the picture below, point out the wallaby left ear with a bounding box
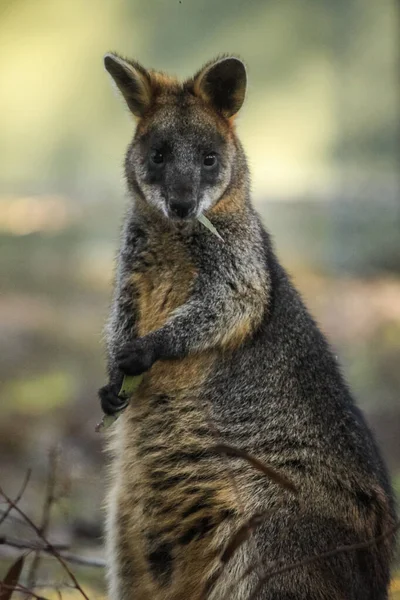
[193,57,247,118]
[104,53,152,118]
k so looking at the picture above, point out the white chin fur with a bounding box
[146,188,169,217]
[197,193,214,215]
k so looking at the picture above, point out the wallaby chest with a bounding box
[130,229,197,337]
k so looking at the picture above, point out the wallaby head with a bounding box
[104,53,247,220]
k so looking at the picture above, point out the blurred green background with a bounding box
[0,0,399,595]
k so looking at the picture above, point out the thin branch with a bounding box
[212,444,297,495]
[24,583,75,590]
[0,470,31,528]
[1,581,75,600]
[55,552,105,569]
[0,535,70,553]
[242,521,400,600]
[0,510,32,530]
[0,536,105,568]
[219,521,400,600]
[202,442,297,597]
[0,582,49,600]
[27,449,59,590]
[0,486,90,600]
[221,511,270,565]
[199,428,266,598]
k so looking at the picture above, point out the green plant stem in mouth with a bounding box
[197,213,224,241]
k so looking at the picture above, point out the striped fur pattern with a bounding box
[99,55,397,599]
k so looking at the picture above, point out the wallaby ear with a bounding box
[104,53,152,117]
[193,57,247,118]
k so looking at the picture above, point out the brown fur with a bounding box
[105,217,246,599]
[131,232,197,338]
[101,53,396,600]
[107,350,240,600]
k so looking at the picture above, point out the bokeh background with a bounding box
[1,0,399,596]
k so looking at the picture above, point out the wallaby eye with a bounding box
[203,153,217,168]
[150,150,164,165]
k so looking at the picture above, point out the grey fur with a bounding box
[100,56,397,600]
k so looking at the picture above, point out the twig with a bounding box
[202,442,298,598]
[220,511,270,565]
[24,582,76,590]
[0,536,105,568]
[220,520,400,600]
[250,521,400,600]
[0,582,50,600]
[0,535,69,553]
[199,429,267,598]
[0,486,90,600]
[27,449,59,590]
[0,470,31,528]
[0,510,32,530]
[55,552,105,569]
[212,444,297,495]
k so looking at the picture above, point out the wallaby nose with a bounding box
[168,200,194,219]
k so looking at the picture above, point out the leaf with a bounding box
[95,374,144,432]
[95,413,121,432]
[0,555,25,600]
[118,374,143,400]
[197,214,224,241]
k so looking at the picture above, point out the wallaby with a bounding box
[99,53,397,600]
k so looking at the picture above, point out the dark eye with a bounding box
[150,150,164,165]
[203,153,217,168]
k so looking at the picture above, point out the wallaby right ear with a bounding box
[104,53,152,118]
[193,57,247,118]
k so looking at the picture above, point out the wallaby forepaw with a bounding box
[99,383,128,415]
[116,339,155,376]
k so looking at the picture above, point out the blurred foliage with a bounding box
[2,370,75,414]
[0,0,399,591]
[0,0,398,195]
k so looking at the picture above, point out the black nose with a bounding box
[169,201,194,219]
